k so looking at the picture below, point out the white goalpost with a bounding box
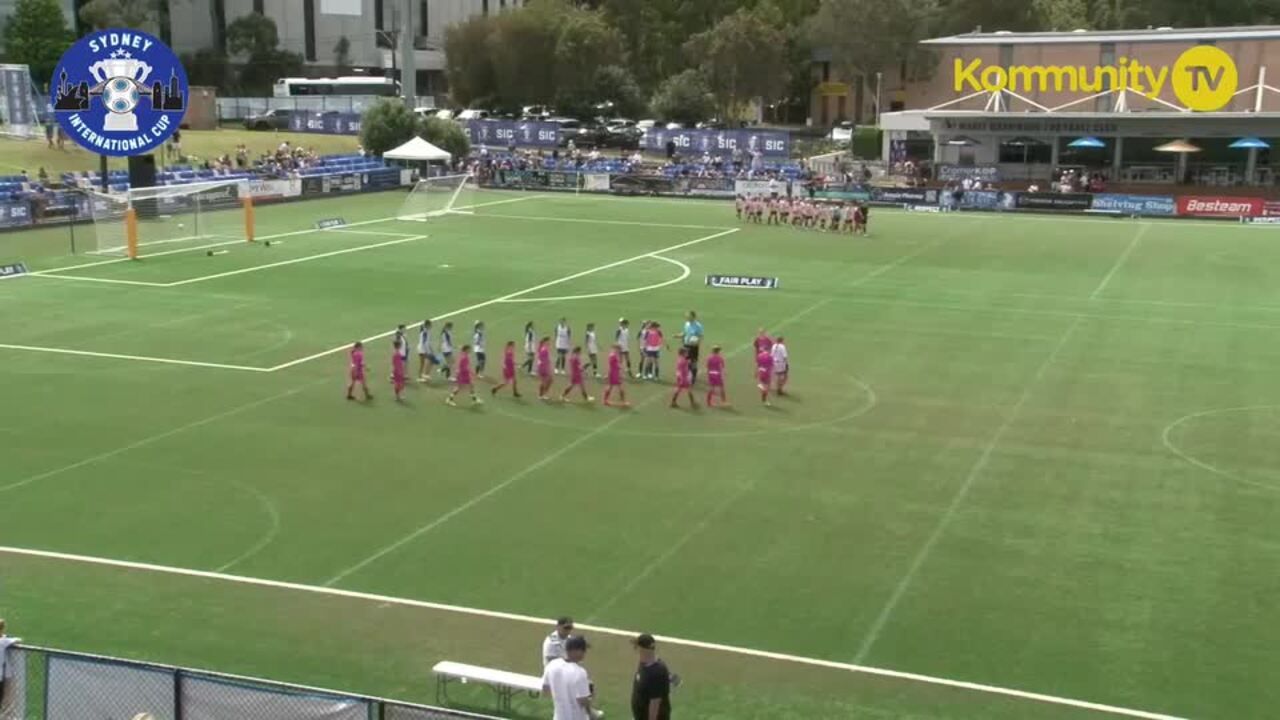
[397,173,477,222]
[85,179,250,257]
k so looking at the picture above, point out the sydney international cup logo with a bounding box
[51,29,187,157]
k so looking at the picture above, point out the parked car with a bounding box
[522,105,555,120]
[636,119,657,131]
[602,120,642,149]
[244,109,291,131]
[827,121,854,142]
[456,109,491,121]
[432,109,456,121]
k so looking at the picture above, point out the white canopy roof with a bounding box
[383,136,451,162]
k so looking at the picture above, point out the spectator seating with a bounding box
[42,154,390,196]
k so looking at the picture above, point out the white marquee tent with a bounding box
[383,136,452,163]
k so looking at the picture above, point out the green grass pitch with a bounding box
[2,189,1279,719]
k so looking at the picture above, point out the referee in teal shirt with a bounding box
[680,310,705,384]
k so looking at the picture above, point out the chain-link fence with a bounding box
[1,645,499,720]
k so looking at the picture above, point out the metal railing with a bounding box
[0,645,498,720]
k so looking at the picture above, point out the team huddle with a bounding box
[344,314,792,409]
[736,194,870,234]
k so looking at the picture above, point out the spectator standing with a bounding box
[542,616,575,667]
[630,634,672,720]
[541,635,603,720]
[0,618,21,708]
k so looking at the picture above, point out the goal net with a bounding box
[397,174,476,221]
[86,179,250,257]
[0,64,44,140]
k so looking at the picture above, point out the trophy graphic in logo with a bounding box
[89,49,152,132]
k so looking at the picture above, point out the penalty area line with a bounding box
[0,545,1186,720]
[0,343,271,372]
[264,228,738,372]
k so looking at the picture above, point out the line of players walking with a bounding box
[736,194,870,234]
[345,311,791,409]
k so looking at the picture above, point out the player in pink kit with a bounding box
[602,343,629,407]
[391,338,407,402]
[704,345,728,407]
[560,347,594,403]
[346,341,371,401]
[447,345,482,406]
[536,337,555,400]
[670,348,698,409]
[755,344,774,406]
[491,340,521,398]
[753,328,773,355]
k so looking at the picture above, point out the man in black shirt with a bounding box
[630,633,672,720]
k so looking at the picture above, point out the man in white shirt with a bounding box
[542,616,574,667]
[541,635,603,720]
[0,618,21,708]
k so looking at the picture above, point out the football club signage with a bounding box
[51,29,187,157]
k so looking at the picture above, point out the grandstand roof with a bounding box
[922,25,1280,46]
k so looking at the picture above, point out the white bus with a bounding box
[273,77,400,98]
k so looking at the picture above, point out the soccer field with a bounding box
[3,189,1279,719]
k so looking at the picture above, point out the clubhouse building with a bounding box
[876,26,1280,188]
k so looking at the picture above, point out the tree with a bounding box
[685,3,790,121]
[486,2,561,109]
[2,0,72,84]
[226,13,303,96]
[553,6,623,113]
[590,65,645,118]
[422,116,470,160]
[1032,0,1091,29]
[181,48,233,92]
[334,36,352,75]
[650,69,714,124]
[77,0,162,31]
[443,15,499,108]
[808,0,939,83]
[359,98,420,156]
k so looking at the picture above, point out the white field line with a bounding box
[26,273,169,287]
[324,234,937,586]
[499,254,691,304]
[453,193,546,212]
[163,235,425,288]
[0,545,1184,720]
[853,318,1083,664]
[83,232,205,255]
[35,238,248,274]
[322,228,421,239]
[0,343,271,373]
[0,381,321,494]
[475,212,731,231]
[264,228,739,372]
[29,193,542,278]
[1090,223,1151,300]
[1161,405,1280,494]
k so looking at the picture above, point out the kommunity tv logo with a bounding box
[953,45,1238,111]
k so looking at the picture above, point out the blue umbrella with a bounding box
[1229,137,1270,149]
[1068,136,1106,148]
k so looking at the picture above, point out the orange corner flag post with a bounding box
[125,208,139,260]
[244,195,255,243]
